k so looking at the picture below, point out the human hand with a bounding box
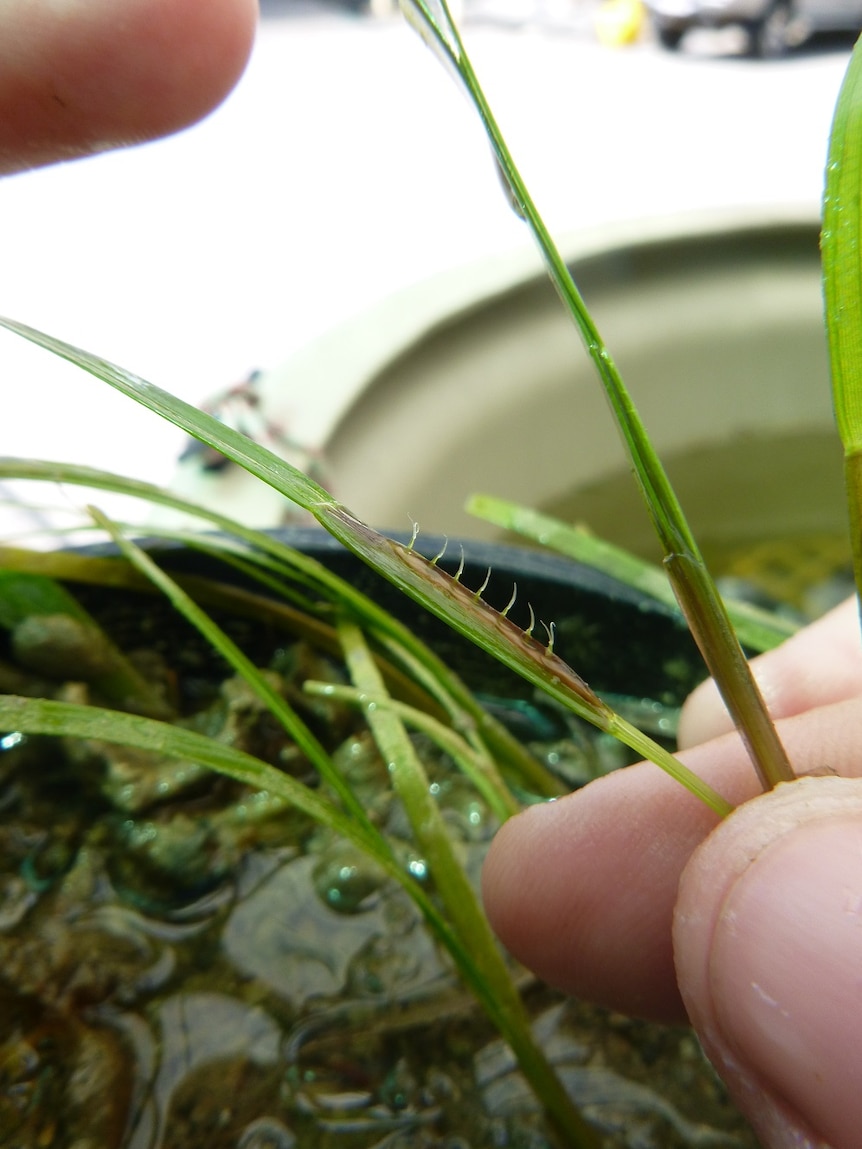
[0,0,258,174]
[482,596,862,1148]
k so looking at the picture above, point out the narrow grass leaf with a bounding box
[0,335,729,804]
[467,494,798,652]
[823,36,862,603]
[395,9,793,791]
[88,506,381,837]
[0,691,494,1000]
[303,678,520,821]
[336,618,602,1149]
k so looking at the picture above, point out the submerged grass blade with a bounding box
[303,678,520,821]
[0,692,500,1017]
[88,506,382,837]
[823,35,862,607]
[0,568,171,719]
[336,617,602,1149]
[0,694,371,850]
[0,521,585,1138]
[0,323,733,803]
[0,540,488,745]
[0,449,728,810]
[0,457,559,798]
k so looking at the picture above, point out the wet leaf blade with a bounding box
[0,692,483,970]
[0,694,354,838]
[88,507,381,836]
[395,9,793,790]
[303,677,519,821]
[467,494,798,652]
[0,566,172,719]
[0,325,732,802]
[824,35,862,455]
[0,569,93,628]
[336,618,604,1149]
[823,37,862,604]
[0,450,730,811]
[0,458,559,797]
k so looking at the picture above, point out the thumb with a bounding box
[674,776,862,1149]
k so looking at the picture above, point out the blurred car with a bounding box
[645,0,862,55]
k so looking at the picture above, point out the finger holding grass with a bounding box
[680,594,862,747]
[483,693,862,1026]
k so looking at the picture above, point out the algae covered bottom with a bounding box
[0,546,756,1149]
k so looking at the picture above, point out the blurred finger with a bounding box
[0,0,258,173]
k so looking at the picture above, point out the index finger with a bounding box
[0,0,258,174]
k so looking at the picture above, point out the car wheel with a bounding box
[749,3,791,57]
[653,19,686,50]
[367,0,464,15]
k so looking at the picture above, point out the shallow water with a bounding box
[0,584,756,1148]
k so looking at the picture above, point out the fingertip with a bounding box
[130,0,260,136]
[675,776,862,1148]
[481,800,554,950]
[677,675,728,748]
[482,766,720,1022]
[0,0,259,172]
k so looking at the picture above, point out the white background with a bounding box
[0,1,851,532]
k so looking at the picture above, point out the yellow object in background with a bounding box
[595,0,645,46]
